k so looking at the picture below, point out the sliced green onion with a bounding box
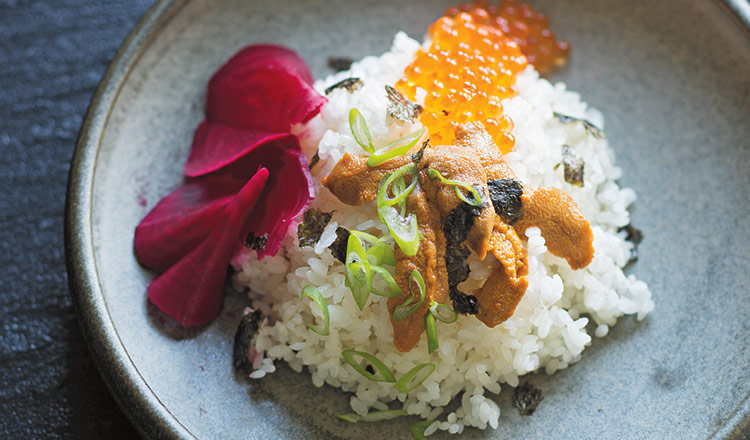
[410,420,436,440]
[427,168,483,206]
[349,108,374,153]
[350,230,396,266]
[393,270,426,322]
[425,313,438,354]
[337,414,359,423]
[367,242,396,267]
[394,363,436,393]
[377,163,418,211]
[301,286,330,336]
[429,300,458,324]
[337,409,408,423]
[381,206,419,256]
[367,127,427,167]
[345,233,372,311]
[371,265,403,298]
[341,350,396,382]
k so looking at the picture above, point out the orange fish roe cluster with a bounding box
[445,0,570,73]
[395,12,527,151]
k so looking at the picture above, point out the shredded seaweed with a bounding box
[233,308,265,376]
[309,149,320,169]
[487,178,524,225]
[618,223,643,267]
[385,85,423,122]
[445,243,471,286]
[325,77,363,95]
[553,112,604,139]
[297,208,333,248]
[443,201,483,315]
[512,382,544,416]
[411,139,429,163]
[244,232,268,251]
[449,286,478,315]
[561,145,585,187]
[327,56,354,72]
[328,226,351,263]
[443,199,482,246]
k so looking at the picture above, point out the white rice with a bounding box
[231,32,654,434]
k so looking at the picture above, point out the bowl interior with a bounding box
[85,0,750,438]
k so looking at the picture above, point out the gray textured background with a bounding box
[0,1,151,438]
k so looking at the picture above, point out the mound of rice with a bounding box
[231,32,654,434]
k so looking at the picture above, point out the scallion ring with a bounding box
[380,206,419,256]
[345,233,372,311]
[425,312,438,354]
[301,286,330,336]
[429,300,458,324]
[377,163,418,210]
[350,230,396,266]
[341,350,396,382]
[393,270,426,322]
[394,363,436,393]
[367,127,427,167]
[410,420,436,440]
[337,409,408,423]
[427,168,483,207]
[349,108,374,153]
[370,265,402,298]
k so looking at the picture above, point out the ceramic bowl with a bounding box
[66,0,750,438]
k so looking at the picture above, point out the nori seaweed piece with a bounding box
[324,77,363,95]
[244,232,268,251]
[487,178,524,225]
[553,111,604,139]
[385,85,423,122]
[297,208,333,248]
[562,145,585,187]
[445,243,471,286]
[328,226,350,263]
[233,308,265,376]
[620,223,643,244]
[512,382,544,416]
[327,56,353,72]
[618,223,643,267]
[309,149,320,169]
[449,286,478,315]
[443,199,484,315]
[443,197,484,246]
[411,139,429,163]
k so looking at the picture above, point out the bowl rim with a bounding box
[64,0,750,439]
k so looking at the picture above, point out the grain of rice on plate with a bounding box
[231,28,653,436]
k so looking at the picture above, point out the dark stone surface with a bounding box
[0,1,153,438]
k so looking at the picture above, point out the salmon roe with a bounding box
[395,12,528,151]
[445,0,571,74]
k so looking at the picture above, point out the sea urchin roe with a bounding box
[395,12,527,150]
[324,123,595,351]
[445,0,571,74]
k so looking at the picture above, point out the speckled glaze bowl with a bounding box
[65,0,750,438]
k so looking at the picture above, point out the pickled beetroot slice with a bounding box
[244,147,315,258]
[147,168,269,327]
[183,121,294,178]
[136,44,323,327]
[206,44,326,133]
[134,172,246,272]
